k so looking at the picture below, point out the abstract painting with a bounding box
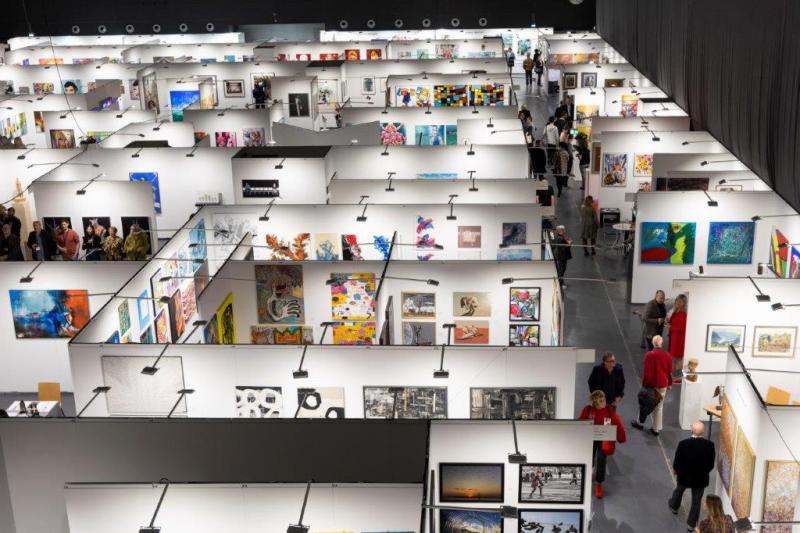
[416,215,438,250]
[509,287,540,321]
[761,461,800,533]
[250,325,313,345]
[380,122,407,145]
[167,290,185,342]
[363,386,447,419]
[101,356,186,416]
[332,321,376,345]
[169,90,199,121]
[639,222,696,265]
[215,131,237,147]
[719,394,737,494]
[707,222,755,264]
[217,292,235,344]
[50,129,75,149]
[633,154,653,177]
[602,153,627,187]
[401,292,436,319]
[753,326,797,358]
[330,272,376,321]
[129,172,161,214]
[731,427,755,519]
[502,222,527,246]
[255,265,304,324]
[519,510,583,533]
[439,463,503,502]
[433,84,469,107]
[314,233,342,260]
[180,280,196,323]
[705,325,745,353]
[453,292,491,317]
[470,84,505,106]
[415,125,447,146]
[440,509,501,533]
[458,226,482,248]
[9,289,90,338]
[155,309,170,343]
[242,127,266,147]
[771,228,790,278]
[203,314,219,344]
[288,93,310,117]
[341,234,364,260]
[497,249,533,261]
[620,94,639,117]
[296,387,345,418]
[212,213,257,246]
[509,324,540,347]
[655,177,710,191]
[117,300,131,336]
[235,386,282,418]
[454,320,489,344]
[265,233,310,260]
[436,43,458,59]
[519,464,585,503]
[402,322,436,345]
[470,387,556,419]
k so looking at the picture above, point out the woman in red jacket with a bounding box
[667,294,687,384]
[579,390,627,499]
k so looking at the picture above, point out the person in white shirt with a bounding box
[544,117,559,167]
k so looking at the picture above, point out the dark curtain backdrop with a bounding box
[597,0,800,212]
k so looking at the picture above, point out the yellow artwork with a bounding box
[718,394,737,494]
[332,321,376,345]
[633,154,653,177]
[330,272,376,321]
[731,426,755,519]
[216,292,236,344]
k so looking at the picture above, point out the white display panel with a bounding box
[329,178,542,205]
[456,118,525,145]
[6,32,245,51]
[183,108,271,146]
[94,121,196,148]
[121,43,258,64]
[389,73,512,108]
[65,483,422,533]
[271,121,381,146]
[590,116,691,134]
[653,153,751,177]
[632,191,800,303]
[40,109,155,148]
[231,157,328,204]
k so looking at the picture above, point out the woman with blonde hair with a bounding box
[695,495,734,533]
[667,294,688,382]
[578,390,627,499]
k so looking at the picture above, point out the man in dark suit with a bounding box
[587,351,625,411]
[669,421,716,531]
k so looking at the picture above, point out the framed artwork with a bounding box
[440,509,502,533]
[401,292,435,319]
[497,248,533,261]
[168,90,199,121]
[731,427,755,519]
[396,86,431,107]
[707,222,755,264]
[639,222,696,265]
[101,356,186,416]
[136,289,151,330]
[154,309,169,343]
[9,289,89,338]
[433,84,469,107]
[633,153,653,177]
[121,217,152,256]
[752,326,797,357]
[319,53,339,60]
[344,49,360,60]
[415,125,446,146]
[380,122,407,145]
[341,234,364,260]
[509,287,540,321]
[34,111,45,133]
[791,246,800,279]
[81,216,111,236]
[470,387,556,419]
[296,387,345,418]
[620,93,639,117]
[235,386,282,418]
[509,324,540,346]
[716,184,743,191]
[402,322,436,345]
[295,53,311,61]
[129,172,161,214]
[316,79,337,105]
[332,321,376,345]
[591,142,602,173]
[718,394,737,494]
[458,226,481,248]
[705,325,745,353]
[602,153,627,187]
[33,82,54,95]
[314,233,342,260]
[416,215,438,250]
[519,510,583,533]
[655,177,710,191]
[581,72,597,88]
[223,79,244,97]
[771,228,790,278]
[502,222,527,246]
[203,314,219,344]
[167,289,185,342]
[251,325,313,345]
[255,265,304,324]
[216,292,235,344]
[215,131,237,147]
[363,386,447,419]
[288,93,310,117]
[454,320,489,344]
[604,78,625,87]
[265,233,310,260]
[453,292,491,317]
[761,461,800,531]
[361,77,376,95]
[439,463,504,503]
[117,300,131,336]
[366,48,382,60]
[562,73,578,90]
[471,83,505,106]
[519,464,585,503]
[50,129,75,149]
[330,273,376,321]
[242,127,266,147]
[436,43,458,59]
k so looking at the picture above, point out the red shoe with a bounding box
[595,483,604,499]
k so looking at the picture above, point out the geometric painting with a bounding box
[519,510,583,533]
[470,387,556,419]
[101,355,186,416]
[519,464,585,503]
[296,387,345,418]
[330,273,376,321]
[707,222,755,264]
[771,228,790,278]
[640,222,696,265]
[602,153,627,187]
[234,386,282,418]
[761,460,800,533]
[439,463,503,502]
[255,264,304,324]
[440,509,502,533]
[9,289,90,338]
[509,287,540,321]
[453,292,491,317]
[718,394,737,494]
[217,292,235,344]
[731,426,755,519]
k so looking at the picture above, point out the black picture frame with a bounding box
[563,73,578,90]
[518,463,586,504]
[439,462,505,503]
[440,508,504,533]
[518,509,583,532]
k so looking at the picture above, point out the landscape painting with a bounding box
[439,463,503,502]
[401,292,435,319]
[440,509,501,533]
[705,324,745,353]
[753,326,796,358]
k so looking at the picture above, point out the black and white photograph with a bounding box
[580,72,597,88]
[470,387,556,419]
[223,79,245,97]
[241,179,279,198]
[363,386,447,419]
[519,464,585,503]
[288,92,310,117]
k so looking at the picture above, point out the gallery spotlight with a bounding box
[748,276,771,303]
[293,345,310,379]
[259,198,279,221]
[466,143,475,156]
[275,158,286,170]
[356,195,369,222]
[16,147,36,160]
[467,170,478,192]
[138,478,170,533]
[381,145,390,156]
[19,261,43,283]
[286,481,312,533]
[703,190,718,207]
[166,388,195,418]
[75,386,112,418]
[433,343,449,379]
[446,194,458,220]
[75,173,107,195]
[385,171,396,192]
[507,418,527,464]
[141,345,170,375]
[486,117,494,128]
[131,147,144,158]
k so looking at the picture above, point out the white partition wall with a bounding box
[231,154,328,204]
[457,118,525,145]
[652,153,752,177]
[590,116,691,134]
[329,178,541,204]
[183,109,271,145]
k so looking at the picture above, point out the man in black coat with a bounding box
[587,351,625,410]
[668,421,716,531]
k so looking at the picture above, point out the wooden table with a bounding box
[703,403,722,439]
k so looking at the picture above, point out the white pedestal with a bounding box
[679,378,704,430]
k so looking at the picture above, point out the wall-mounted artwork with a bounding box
[167,290,185,342]
[314,233,342,260]
[718,394,737,494]
[129,172,162,214]
[502,222,527,246]
[439,463,503,503]
[180,280,196,323]
[242,127,266,147]
[433,84,469,107]
[458,226,481,248]
[117,300,131,336]
[470,83,505,106]
[169,90,199,121]
[791,246,800,279]
[265,233,310,260]
[396,86,431,107]
[255,265,304,324]
[520,510,583,533]
[203,314,219,344]
[215,131,237,147]
[575,104,599,138]
[416,215,438,250]
[655,177,710,191]
[731,427,755,519]
[639,222,696,265]
[121,217,152,256]
[361,76,376,95]
[620,93,639,117]
[753,326,797,358]
[344,49,360,60]
[33,82,54,96]
[497,248,533,261]
[440,509,501,533]
[771,228,790,278]
[296,387,345,418]
[34,111,45,133]
[563,72,578,90]
[509,324,540,346]
[50,129,75,149]
[402,321,435,345]
[633,154,653,177]
[581,72,597,88]
[154,309,170,343]
[454,320,489,344]
[519,464,585,503]
[509,287,540,321]
[241,179,278,198]
[707,221,755,264]
[436,43,458,59]
[453,292,491,317]
[341,234,364,261]
[380,122,407,145]
[9,289,90,338]
[235,386,282,418]
[251,325,313,345]
[761,460,800,533]
[217,292,235,344]
[604,78,625,87]
[415,125,448,146]
[705,324,745,353]
[223,79,244,97]
[470,387,556,419]
[332,321,376,345]
[288,93,310,117]
[102,355,186,416]
[139,326,155,344]
[330,272,376,321]
[137,290,151,331]
[363,386,447,419]
[591,142,602,173]
[366,48,382,60]
[602,153,627,187]
[401,292,435,319]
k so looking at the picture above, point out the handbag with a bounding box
[601,440,615,456]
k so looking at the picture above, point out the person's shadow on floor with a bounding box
[590,499,637,533]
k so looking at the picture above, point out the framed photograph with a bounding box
[705,324,745,353]
[440,463,504,503]
[563,72,578,90]
[400,292,435,319]
[716,184,743,191]
[288,93,310,117]
[363,386,447,419]
[361,77,376,95]
[440,509,502,533]
[519,509,583,533]
[581,72,597,88]
[223,79,244,97]
[470,387,556,419]
[753,326,797,357]
[519,463,586,503]
[604,78,625,88]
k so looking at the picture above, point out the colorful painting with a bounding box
[402,322,436,345]
[439,463,503,503]
[519,464,584,503]
[154,309,169,343]
[707,222,755,264]
[620,93,639,117]
[761,461,800,533]
[136,290,151,330]
[454,320,490,344]
[753,326,797,358]
[440,509,501,533]
[380,122,407,145]
[433,84,469,107]
[180,280,196,323]
[502,222,527,246]
[401,292,435,319]
[169,90,199,121]
[223,79,244,97]
[341,234,364,260]
[332,321,376,345]
[458,226,481,248]
[470,84,505,106]
[330,273,376,321]
[344,49,360,60]
[61,79,82,95]
[436,43,458,59]
[575,104,599,138]
[314,233,342,260]
[139,326,155,344]
[251,325,313,345]
[510,324,540,346]
[639,222,696,264]
[417,172,458,179]
[217,292,235,344]
[497,249,533,261]
[9,289,90,338]
[129,172,161,214]
[771,228,790,277]
[34,111,45,133]
[203,314,219,344]
[50,129,75,149]
[509,287,540,321]
[416,215,438,250]
[33,82,54,96]
[633,154,654,177]
[255,265,304,324]
[366,48,382,60]
[602,153,627,187]
[396,86,431,107]
[117,300,131,335]
[242,127,266,147]
[705,324,745,353]
[719,394,737,494]
[415,125,446,146]
[731,427,755,519]
[215,131,237,147]
[453,292,491,317]
[265,233,310,260]
[167,290,185,341]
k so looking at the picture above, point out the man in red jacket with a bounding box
[632,335,672,436]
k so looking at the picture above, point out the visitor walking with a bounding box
[554,142,570,196]
[587,351,625,411]
[523,53,534,88]
[505,47,516,72]
[694,495,734,533]
[552,225,572,288]
[575,135,591,190]
[669,421,716,532]
[580,196,598,256]
[643,290,667,350]
[667,294,688,383]
[632,335,672,435]
[579,390,627,499]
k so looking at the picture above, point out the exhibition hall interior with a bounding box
[0,0,799,532]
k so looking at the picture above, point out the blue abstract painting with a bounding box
[9,289,90,338]
[707,221,755,264]
[169,90,199,121]
[129,172,161,214]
